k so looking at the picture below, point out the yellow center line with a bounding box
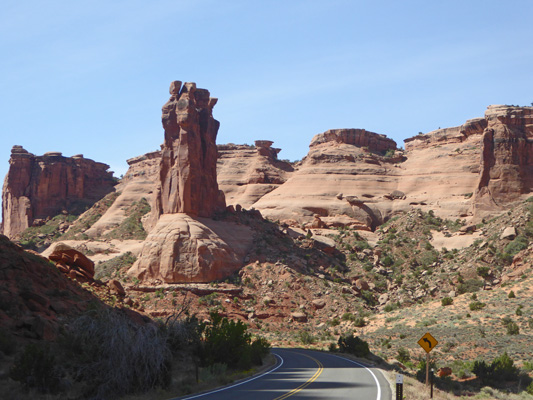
[273,352,324,400]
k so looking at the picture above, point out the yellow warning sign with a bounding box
[418,332,438,353]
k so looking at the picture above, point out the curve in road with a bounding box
[175,348,392,400]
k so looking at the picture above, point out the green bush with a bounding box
[337,334,370,357]
[457,279,484,294]
[508,290,516,298]
[527,381,533,395]
[9,343,60,393]
[416,358,436,383]
[504,235,528,257]
[473,352,520,385]
[200,312,269,370]
[397,347,410,363]
[506,321,520,335]
[469,301,486,311]
[441,297,453,306]
[298,330,316,345]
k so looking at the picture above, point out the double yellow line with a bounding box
[274,353,324,400]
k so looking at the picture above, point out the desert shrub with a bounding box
[381,254,394,267]
[95,252,137,280]
[457,278,484,294]
[199,362,227,384]
[473,352,520,385]
[328,343,338,352]
[397,347,410,363]
[527,381,533,395]
[337,334,369,357]
[342,312,355,321]
[476,266,491,279]
[200,312,269,370]
[469,301,486,311]
[506,321,520,335]
[361,290,376,306]
[441,297,453,306]
[416,358,436,383]
[103,198,151,240]
[501,316,520,335]
[64,308,171,399]
[9,343,60,393]
[504,235,528,257]
[508,290,516,298]
[353,316,366,327]
[298,330,316,345]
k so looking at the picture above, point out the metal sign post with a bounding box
[396,374,403,400]
[417,332,439,388]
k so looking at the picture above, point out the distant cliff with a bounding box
[1,146,115,237]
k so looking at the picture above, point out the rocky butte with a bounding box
[128,81,252,283]
[1,146,115,238]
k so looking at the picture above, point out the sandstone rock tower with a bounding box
[129,82,251,283]
[155,80,226,218]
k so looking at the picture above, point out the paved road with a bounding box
[176,348,392,399]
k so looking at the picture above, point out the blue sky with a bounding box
[1,0,532,184]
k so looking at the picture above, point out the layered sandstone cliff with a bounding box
[2,146,115,238]
[217,140,294,208]
[252,129,402,230]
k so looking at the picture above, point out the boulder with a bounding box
[311,299,326,309]
[437,367,453,378]
[354,279,370,291]
[291,312,308,322]
[500,226,517,240]
[48,243,95,279]
[108,279,126,296]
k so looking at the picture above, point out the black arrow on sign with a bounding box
[423,338,433,348]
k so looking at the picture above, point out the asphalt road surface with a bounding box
[175,348,392,399]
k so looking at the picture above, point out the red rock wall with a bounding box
[474,105,533,214]
[2,146,115,238]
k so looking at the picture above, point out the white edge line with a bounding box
[329,354,382,400]
[176,352,284,400]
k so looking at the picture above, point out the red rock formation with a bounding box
[130,81,252,283]
[48,242,95,282]
[474,105,533,215]
[1,146,116,238]
[310,128,397,153]
[404,118,487,151]
[154,81,225,218]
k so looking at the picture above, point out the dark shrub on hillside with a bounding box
[337,334,370,357]
[200,312,270,370]
[9,343,60,394]
[473,352,520,385]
